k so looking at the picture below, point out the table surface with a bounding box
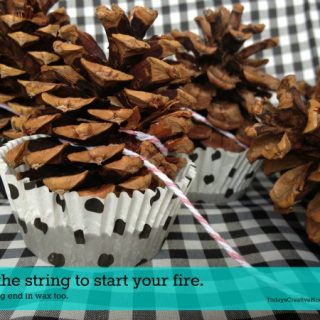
[1,171,320,320]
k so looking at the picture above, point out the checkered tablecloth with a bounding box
[0,0,320,319]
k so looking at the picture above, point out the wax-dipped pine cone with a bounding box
[246,73,320,243]
[170,3,280,152]
[0,2,196,196]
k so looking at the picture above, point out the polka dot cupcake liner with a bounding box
[0,136,196,266]
[0,177,6,199]
[187,147,262,204]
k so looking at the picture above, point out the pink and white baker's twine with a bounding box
[123,147,305,297]
[119,128,168,156]
[123,148,251,268]
[121,134,305,297]
[118,125,248,265]
[184,108,248,150]
[0,103,20,116]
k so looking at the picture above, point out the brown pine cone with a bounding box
[0,0,70,139]
[246,73,320,243]
[170,3,280,152]
[0,3,196,196]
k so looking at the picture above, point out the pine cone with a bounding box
[170,3,280,152]
[0,0,70,139]
[1,3,196,196]
[246,73,320,243]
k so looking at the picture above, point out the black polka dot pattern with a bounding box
[0,179,6,198]
[228,168,237,178]
[204,175,214,184]
[186,176,193,187]
[74,230,85,244]
[34,218,48,234]
[150,189,161,206]
[189,153,198,162]
[48,252,65,266]
[17,218,27,233]
[85,198,104,213]
[225,189,234,198]
[163,216,172,231]
[8,184,19,200]
[98,253,114,267]
[211,151,221,161]
[113,219,126,235]
[56,194,66,212]
[136,259,147,266]
[24,181,37,190]
[245,171,255,180]
[139,224,152,239]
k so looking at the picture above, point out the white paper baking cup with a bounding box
[187,147,262,204]
[0,135,196,266]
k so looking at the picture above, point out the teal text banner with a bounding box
[0,267,320,310]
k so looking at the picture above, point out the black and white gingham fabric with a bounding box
[1,172,320,320]
[1,0,320,319]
